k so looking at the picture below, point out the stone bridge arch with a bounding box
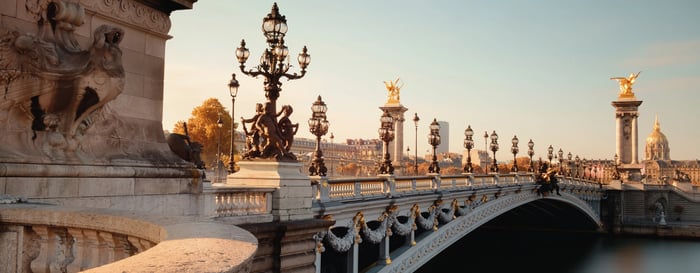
[374,191,602,273]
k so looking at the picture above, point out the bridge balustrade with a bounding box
[312,173,606,273]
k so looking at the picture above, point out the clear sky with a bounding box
[163,1,699,161]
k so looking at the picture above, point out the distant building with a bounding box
[437,121,449,154]
[642,116,699,184]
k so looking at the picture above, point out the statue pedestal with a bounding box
[226,161,313,221]
[619,164,644,183]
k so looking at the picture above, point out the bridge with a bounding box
[310,173,604,273]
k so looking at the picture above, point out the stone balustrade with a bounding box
[313,173,547,203]
[0,204,257,273]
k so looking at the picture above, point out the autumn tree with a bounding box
[172,98,237,169]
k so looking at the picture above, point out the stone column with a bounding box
[612,99,643,181]
[380,105,408,173]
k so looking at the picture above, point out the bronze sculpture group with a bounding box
[240,102,298,161]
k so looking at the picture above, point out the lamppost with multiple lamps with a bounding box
[547,145,554,166]
[308,96,329,176]
[413,113,419,174]
[557,148,564,175]
[428,118,441,174]
[567,152,573,176]
[378,110,395,174]
[463,125,474,173]
[575,155,581,178]
[511,135,519,173]
[234,3,310,160]
[227,74,239,173]
[527,139,535,172]
[489,131,499,173]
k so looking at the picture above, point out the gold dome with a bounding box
[645,116,670,160]
[646,116,668,145]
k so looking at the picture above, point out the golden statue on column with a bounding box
[610,71,641,99]
[384,77,403,104]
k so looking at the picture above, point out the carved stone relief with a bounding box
[1,0,126,163]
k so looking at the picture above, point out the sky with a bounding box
[163,1,700,161]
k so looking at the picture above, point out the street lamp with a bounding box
[567,152,573,176]
[413,113,419,174]
[489,131,499,173]
[511,135,519,173]
[582,158,588,179]
[463,125,474,173]
[547,145,554,166]
[216,114,223,182]
[235,3,310,160]
[527,139,535,172]
[428,118,441,174]
[308,96,329,176]
[613,153,621,180]
[330,132,334,176]
[228,74,239,173]
[378,110,395,174]
[557,148,564,175]
[575,155,581,178]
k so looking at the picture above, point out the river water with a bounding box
[416,227,700,273]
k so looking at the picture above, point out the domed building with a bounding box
[645,116,670,160]
[642,116,699,184]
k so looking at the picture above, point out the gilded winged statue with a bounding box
[383,77,403,104]
[610,71,641,98]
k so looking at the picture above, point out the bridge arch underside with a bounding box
[385,196,601,273]
[319,191,603,273]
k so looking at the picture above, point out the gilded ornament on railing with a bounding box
[383,77,402,104]
[610,71,641,99]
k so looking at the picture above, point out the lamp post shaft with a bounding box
[414,124,418,174]
[229,97,237,173]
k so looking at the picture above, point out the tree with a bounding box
[172,98,237,168]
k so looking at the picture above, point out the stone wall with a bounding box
[0,0,201,216]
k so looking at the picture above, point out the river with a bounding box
[415,227,700,273]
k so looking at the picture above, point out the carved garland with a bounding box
[315,187,604,273]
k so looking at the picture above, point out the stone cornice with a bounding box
[79,0,185,36]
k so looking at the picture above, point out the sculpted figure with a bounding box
[254,102,288,160]
[240,103,263,158]
[277,105,299,153]
[610,71,641,97]
[383,77,402,103]
[166,123,205,169]
[0,0,125,161]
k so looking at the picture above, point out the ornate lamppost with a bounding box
[463,125,474,173]
[378,110,395,174]
[413,113,419,174]
[227,74,239,173]
[216,114,223,181]
[582,158,588,179]
[483,131,489,151]
[547,145,554,166]
[567,152,573,177]
[511,135,519,173]
[489,131,499,173]
[308,96,329,176]
[613,153,621,180]
[330,132,334,176]
[557,148,564,175]
[527,139,535,172]
[575,155,581,178]
[428,118,441,174]
[235,3,310,160]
